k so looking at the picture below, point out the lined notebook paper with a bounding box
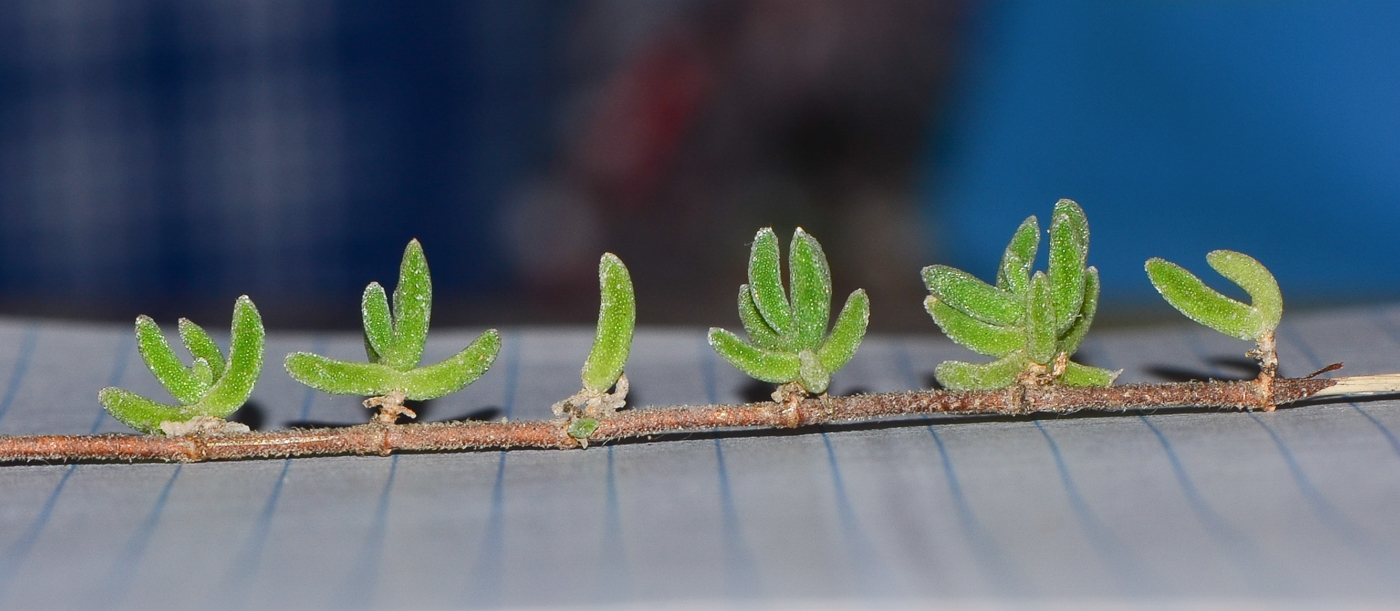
[0,306,1398,609]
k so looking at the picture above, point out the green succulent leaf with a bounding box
[738,284,784,351]
[748,228,793,337]
[817,289,869,373]
[382,239,432,371]
[100,295,266,434]
[178,318,225,382]
[1048,199,1089,331]
[1057,266,1100,356]
[997,216,1040,295]
[1025,273,1057,364]
[1146,256,1267,341]
[195,295,266,415]
[797,350,830,395]
[362,282,393,363]
[568,417,599,440]
[708,327,801,384]
[399,330,501,400]
[581,254,635,393]
[923,295,1021,358]
[98,388,194,434]
[135,316,206,405]
[922,265,1022,326]
[789,228,832,350]
[935,352,1027,391]
[284,353,405,397]
[1059,360,1119,387]
[1207,250,1282,332]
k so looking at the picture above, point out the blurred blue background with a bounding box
[0,0,1395,330]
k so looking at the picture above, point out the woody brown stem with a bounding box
[0,376,1354,464]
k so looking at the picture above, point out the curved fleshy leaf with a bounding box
[1025,273,1057,364]
[581,254,635,393]
[383,239,431,371]
[1048,199,1088,332]
[997,216,1040,295]
[285,353,404,397]
[195,295,265,417]
[178,318,225,382]
[1146,257,1264,341]
[362,282,392,363]
[191,358,215,388]
[1058,266,1100,356]
[738,285,784,351]
[1207,250,1282,332]
[748,228,793,336]
[1059,360,1119,387]
[98,387,194,435]
[935,352,1027,391]
[402,329,502,400]
[924,296,1021,358]
[817,289,869,373]
[135,316,205,405]
[922,265,1022,326]
[789,228,832,350]
[708,327,801,383]
[797,350,830,395]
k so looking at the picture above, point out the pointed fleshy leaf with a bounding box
[1207,250,1282,332]
[997,216,1040,295]
[747,228,793,337]
[98,387,194,435]
[285,353,404,397]
[178,318,225,381]
[817,289,869,373]
[1059,360,1119,387]
[383,239,432,371]
[1048,199,1088,332]
[402,329,501,400]
[195,295,265,417]
[362,282,392,363]
[582,254,635,393]
[1025,273,1057,364]
[1146,258,1264,341]
[135,316,204,405]
[738,285,784,351]
[1057,266,1099,356]
[190,358,215,388]
[789,228,832,350]
[922,265,1022,326]
[924,296,1021,358]
[797,350,830,395]
[708,327,801,383]
[935,352,1027,391]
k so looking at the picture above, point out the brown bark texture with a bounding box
[0,377,1337,464]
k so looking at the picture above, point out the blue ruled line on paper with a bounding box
[218,459,293,610]
[700,337,762,598]
[333,454,400,610]
[0,325,39,426]
[465,332,521,607]
[96,464,183,609]
[1288,324,1400,463]
[90,330,135,433]
[596,444,630,602]
[1089,343,1276,581]
[894,340,1025,594]
[1032,420,1149,594]
[0,464,78,602]
[820,431,896,596]
[1181,328,1373,553]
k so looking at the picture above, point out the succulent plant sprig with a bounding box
[923,199,1117,391]
[284,240,501,423]
[551,253,636,445]
[98,295,265,436]
[709,227,870,406]
[1146,250,1285,405]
